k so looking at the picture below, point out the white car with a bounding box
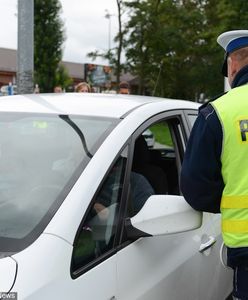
[0,93,232,300]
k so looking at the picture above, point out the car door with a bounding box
[116,110,232,300]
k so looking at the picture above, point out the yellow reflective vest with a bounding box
[212,84,248,247]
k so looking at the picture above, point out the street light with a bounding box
[17,0,34,94]
[105,9,114,53]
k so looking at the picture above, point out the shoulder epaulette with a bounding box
[199,91,227,112]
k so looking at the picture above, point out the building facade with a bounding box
[0,47,136,94]
[0,48,85,92]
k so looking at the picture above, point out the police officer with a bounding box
[180,30,248,300]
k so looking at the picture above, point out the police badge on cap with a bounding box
[217,30,248,77]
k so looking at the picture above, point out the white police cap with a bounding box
[217,30,248,53]
[217,30,248,76]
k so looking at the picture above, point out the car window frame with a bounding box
[117,109,190,247]
[183,109,198,133]
[71,144,131,279]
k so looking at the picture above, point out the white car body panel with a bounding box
[117,233,201,300]
[13,234,117,300]
[117,213,232,300]
[0,93,198,116]
[0,257,17,292]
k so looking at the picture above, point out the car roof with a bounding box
[0,93,199,118]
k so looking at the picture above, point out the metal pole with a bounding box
[109,15,111,52]
[17,0,34,94]
[105,10,113,53]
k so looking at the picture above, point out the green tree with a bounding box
[115,0,248,99]
[123,0,157,95]
[34,0,66,92]
[55,64,73,90]
[124,0,209,99]
[216,0,248,30]
[197,0,248,98]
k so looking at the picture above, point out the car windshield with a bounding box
[0,113,117,253]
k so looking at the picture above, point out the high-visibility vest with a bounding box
[212,84,248,247]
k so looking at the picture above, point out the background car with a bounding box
[0,93,232,299]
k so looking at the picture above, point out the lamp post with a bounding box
[105,9,114,54]
[17,0,34,94]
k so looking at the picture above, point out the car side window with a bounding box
[128,118,182,217]
[187,114,198,128]
[72,152,127,273]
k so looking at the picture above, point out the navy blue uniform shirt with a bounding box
[180,65,248,267]
[180,103,223,213]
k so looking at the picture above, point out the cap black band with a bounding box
[222,53,228,77]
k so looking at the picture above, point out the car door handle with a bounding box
[199,236,216,253]
[109,297,117,300]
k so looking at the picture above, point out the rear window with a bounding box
[0,113,117,253]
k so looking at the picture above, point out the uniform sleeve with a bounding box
[180,105,224,213]
[130,172,155,214]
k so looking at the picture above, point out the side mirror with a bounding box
[125,195,202,239]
